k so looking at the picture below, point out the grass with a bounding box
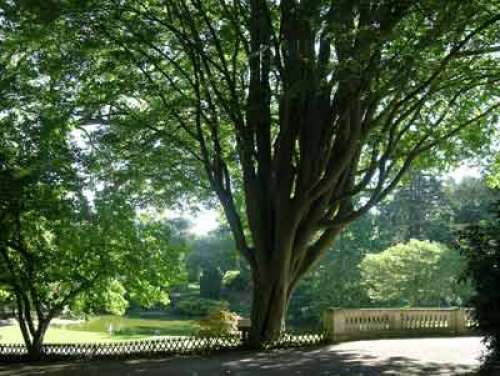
[0,314,200,344]
[0,325,114,343]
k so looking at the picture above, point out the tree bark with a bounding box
[248,266,291,347]
[13,289,52,359]
[27,323,49,360]
[244,222,345,346]
[16,309,50,359]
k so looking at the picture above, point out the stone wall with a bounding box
[323,308,476,342]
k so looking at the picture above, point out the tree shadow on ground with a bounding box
[0,347,479,376]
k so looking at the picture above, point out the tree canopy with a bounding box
[361,239,472,307]
[0,25,186,355]
[2,0,499,344]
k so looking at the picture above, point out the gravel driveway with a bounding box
[0,336,484,375]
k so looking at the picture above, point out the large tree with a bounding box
[0,22,185,358]
[0,118,184,358]
[12,0,500,344]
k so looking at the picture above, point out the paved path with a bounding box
[0,337,484,375]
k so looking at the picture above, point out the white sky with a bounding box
[184,209,219,235]
[446,164,481,182]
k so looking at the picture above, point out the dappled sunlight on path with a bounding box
[0,336,483,375]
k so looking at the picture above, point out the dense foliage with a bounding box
[176,296,229,317]
[460,200,500,373]
[0,25,186,355]
[361,240,471,307]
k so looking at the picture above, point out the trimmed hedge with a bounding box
[176,297,229,317]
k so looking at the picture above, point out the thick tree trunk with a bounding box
[27,320,50,360]
[15,295,50,360]
[28,334,44,360]
[247,264,294,347]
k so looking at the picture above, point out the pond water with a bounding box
[54,315,200,337]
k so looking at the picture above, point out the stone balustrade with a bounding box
[323,307,477,342]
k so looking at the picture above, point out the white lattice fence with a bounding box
[0,332,327,362]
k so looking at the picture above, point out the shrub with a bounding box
[175,296,228,317]
[198,309,239,336]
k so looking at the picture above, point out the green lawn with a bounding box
[0,315,200,344]
[0,325,114,343]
